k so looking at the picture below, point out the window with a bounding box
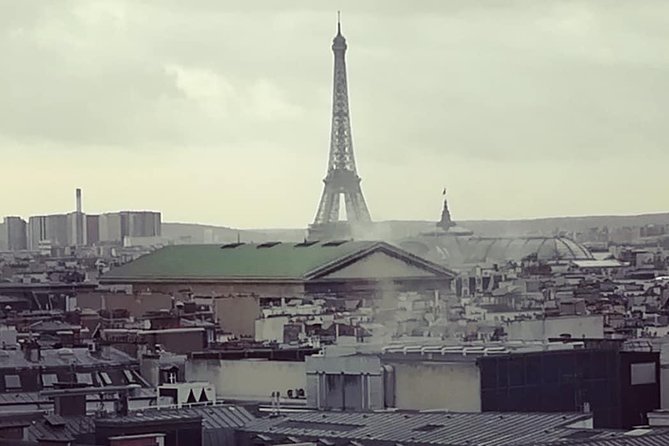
[76,373,93,386]
[99,372,112,386]
[4,375,21,390]
[123,370,136,384]
[631,362,656,385]
[42,373,58,388]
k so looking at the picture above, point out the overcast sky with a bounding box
[1,0,668,228]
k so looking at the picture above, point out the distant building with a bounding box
[27,214,69,250]
[66,212,86,247]
[0,221,5,249]
[394,195,594,270]
[3,216,27,251]
[101,241,455,337]
[86,214,100,245]
[99,211,161,245]
[505,315,605,341]
[73,187,85,246]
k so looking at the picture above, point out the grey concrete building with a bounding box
[3,216,27,251]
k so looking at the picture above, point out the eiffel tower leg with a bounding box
[314,188,341,225]
[344,188,371,222]
[328,192,341,222]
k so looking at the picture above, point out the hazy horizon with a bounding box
[2,1,669,228]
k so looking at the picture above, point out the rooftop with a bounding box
[240,410,605,446]
[0,346,136,370]
[400,235,594,267]
[21,404,254,445]
[101,241,454,283]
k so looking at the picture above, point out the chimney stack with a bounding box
[75,188,84,246]
[23,339,41,363]
[76,188,82,214]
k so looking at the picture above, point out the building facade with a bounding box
[305,341,660,429]
[99,211,161,244]
[3,217,27,251]
[27,214,69,250]
[101,241,455,337]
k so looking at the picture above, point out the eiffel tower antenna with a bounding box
[310,14,372,236]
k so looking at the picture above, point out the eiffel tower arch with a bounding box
[308,18,372,240]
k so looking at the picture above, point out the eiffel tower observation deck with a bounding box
[309,15,372,241]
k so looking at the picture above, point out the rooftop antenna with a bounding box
[337,10,341,34]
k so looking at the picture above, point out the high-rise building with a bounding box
[86,214,100,246]
[4,216,27,251]
[0,221,5,250]
[99,211,161,244]
[128,211,161,238]
[27,214,69,251]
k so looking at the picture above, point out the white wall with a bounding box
[506,315,604,341]
[389,360,481,412]
[186,359,306,401]
[255,316,289,343]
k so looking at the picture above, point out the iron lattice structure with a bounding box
[312,21,372,226]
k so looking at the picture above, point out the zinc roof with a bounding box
[102,241,453,282]
[240,411,602,446]
[26,414,93,443]
[0,346,136,370]
[532,429,669,446]
[24,404,254,445]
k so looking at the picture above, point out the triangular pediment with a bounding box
[317,251,439,280]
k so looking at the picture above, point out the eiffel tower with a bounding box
[309,16,372,240]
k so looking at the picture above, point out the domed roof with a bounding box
[463,237,594,264]
[398,236,593,268]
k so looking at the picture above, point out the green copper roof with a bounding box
[103,241,383,281]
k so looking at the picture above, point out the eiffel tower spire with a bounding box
[311,15,372,233]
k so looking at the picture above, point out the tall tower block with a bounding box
[309,16,372,240]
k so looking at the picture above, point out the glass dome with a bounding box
[399,236,593,267]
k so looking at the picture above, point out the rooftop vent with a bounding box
[220,243,245,249]
[257,242,282,249]
[323,240,349,247]
[44,414,67,427]
[295,241,319,247]
[413,424,444,432]
[562,430,600,440]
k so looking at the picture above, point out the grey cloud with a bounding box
[2,0,668,163]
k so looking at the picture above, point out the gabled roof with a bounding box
[101,241,455,283]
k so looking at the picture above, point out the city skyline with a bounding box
[2,1,669,229]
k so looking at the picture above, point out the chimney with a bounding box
[101,342,112,360]
[23,340,41,363]
[114,390,129,416]
[75,188,84,246]
[76,188,82,214]
[53,391,87,416]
